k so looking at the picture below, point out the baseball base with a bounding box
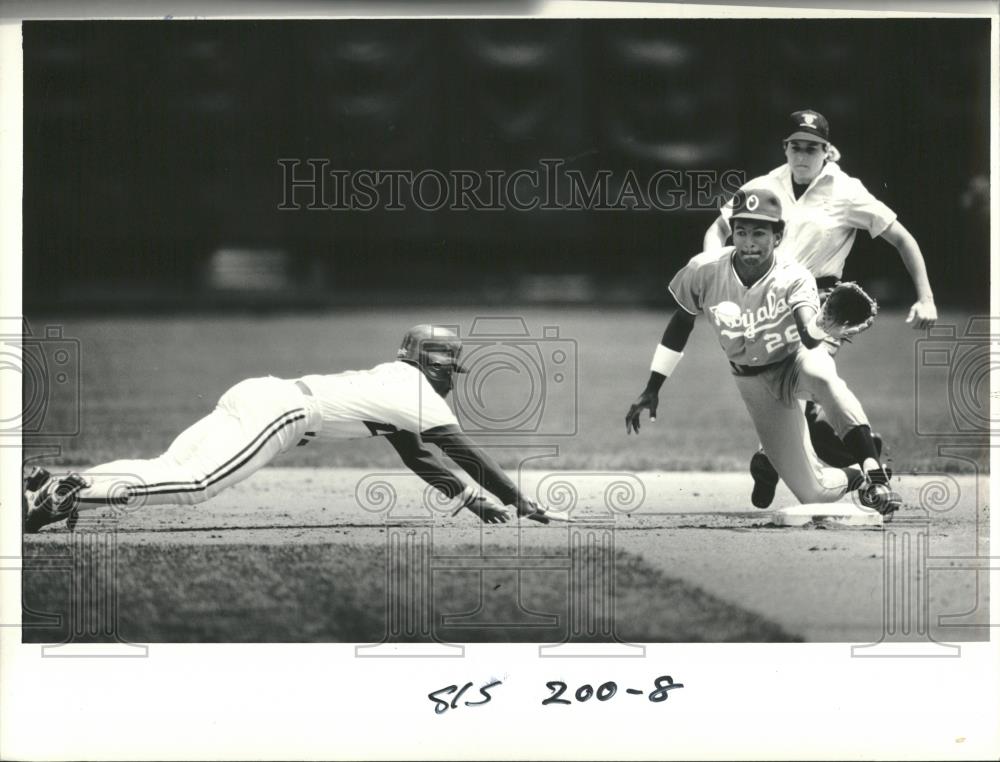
[772,502,884,529]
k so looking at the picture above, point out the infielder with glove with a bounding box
[703,109,936,506]
[626,188,900,516]
[24,325,558,532]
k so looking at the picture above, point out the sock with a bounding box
[842,425,883,473]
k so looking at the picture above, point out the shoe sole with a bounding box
[750,453,779,509]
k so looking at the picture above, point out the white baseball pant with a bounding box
[735,347,864,503]
[74,377,321,510]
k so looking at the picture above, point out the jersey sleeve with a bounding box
[366,363,460,435]
[413,386,461,433]
[667,256,705,315]
[843,179,898,238]
[786,268,820,313]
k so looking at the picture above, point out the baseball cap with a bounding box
[785,109,830,144]
[730,188,783,224]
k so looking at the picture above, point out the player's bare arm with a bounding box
[793,303,824,350]
[625,306,696,435]
[878,219,937,329]
[421,424,556,524]
[384,430,509,525]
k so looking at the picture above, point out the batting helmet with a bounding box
[397,324,467,387]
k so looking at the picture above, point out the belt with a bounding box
[730,357,787,377]
[295,379,313,396]
[816,276,840,290]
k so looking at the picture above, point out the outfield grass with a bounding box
[27,307,986,472]
[22,541,797,643]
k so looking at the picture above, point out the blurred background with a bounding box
[23,19,991,313]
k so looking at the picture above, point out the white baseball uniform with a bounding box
[75,361,458,508]
[716,162,897,278]
[669,247,865,503]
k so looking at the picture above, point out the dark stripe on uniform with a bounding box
[134,408,307,497]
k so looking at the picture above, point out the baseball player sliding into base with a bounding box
[24,325,559,532]
[625,188,900,515]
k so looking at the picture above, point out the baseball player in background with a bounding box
[24,325,558,532]
[625,188,900,516]
[702,109,936,507]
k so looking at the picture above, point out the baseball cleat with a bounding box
[859,482,901,518]
[24,472,90,533]
[750,451,779,508]
[23,467,52,527]
[858,467,900,518]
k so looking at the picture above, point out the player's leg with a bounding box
[748,336,853,504]
[789,349,881,468]
[74,408,249,509]
[750,392,873,505]
[805,401,883,467]
[734,375,859,504]
[28,379,315,531]
[788,348,900,514]
[803,335,876,465]
[92,378,311,508]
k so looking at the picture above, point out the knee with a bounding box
[789,483,836,504]
[787,470,845,504]
[788,482,824,503]
[800,357,844,395]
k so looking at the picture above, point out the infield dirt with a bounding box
[22,468,987,644]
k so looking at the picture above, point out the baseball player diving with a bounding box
[23,325,559,532]
[702,109,936,508]
[625,188,901,516]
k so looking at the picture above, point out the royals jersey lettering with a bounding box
[668,247,820,368]
[718,163,897,278]
[299,361,459,440]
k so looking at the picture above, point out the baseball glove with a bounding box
[817,281,878,338]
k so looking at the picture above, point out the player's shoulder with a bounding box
[685,246,733,270]
[774,255,815,283]
[376,360,421,378]
[759,165,788,184]
[336,360,416,384]
[824,162,867,191]
[387,360,442,394]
